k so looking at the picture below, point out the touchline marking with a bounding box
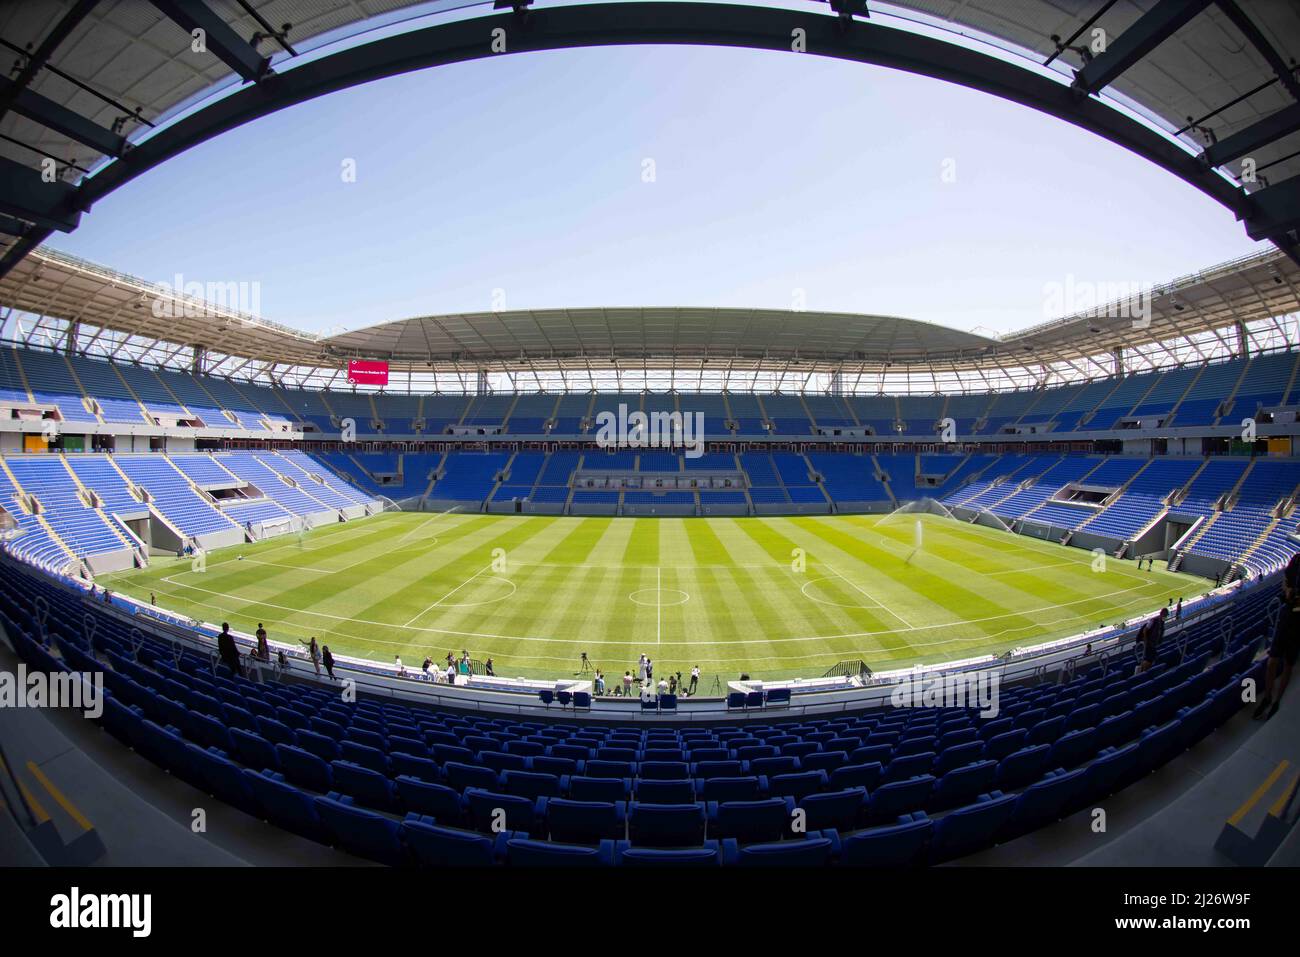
[825,563,914,629]
[657,566,662,647]
[403,565,494,627]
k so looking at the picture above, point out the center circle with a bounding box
[629,587,690,607]
[800,577,877,609]
[437,575,516,608]
[390,536,439,554]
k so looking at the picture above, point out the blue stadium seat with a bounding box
[721,833,835,866]
[547,798,627,844]
[242,770,329,842]
[707,798,791,843]
[838,816,932,866]
[314,796,405,866]
[507,838,617,867]
[395,775,464,823]
[618,842,720,867]
[401,816,518,867]
[628,802,707,847]
[930,792,1017,862]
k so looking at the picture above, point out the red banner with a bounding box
[347,359,389,386]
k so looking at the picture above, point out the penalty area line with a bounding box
[824,563,914,629]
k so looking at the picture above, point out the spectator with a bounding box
[668,673,678,695]
[484,657,495,677]
[637,654,647,686]
[689,665,700,696]
[1254,553,1300,721]
[254,623,269,662]
[150,592,156,606]
[395,655,405,676]
[300,636,321,677]
[1137,608,1167,674]
[646,657,654,683]
[322,645,336,680]
[657,675,669,696]
[594,670,605,695]
[623,671,634,696]
[422,656,433,678]
[1176,598,1183,620]
[217,622,243,677]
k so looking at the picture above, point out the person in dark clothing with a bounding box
[322,645,336,680]
[217,622,243,677]
[1254,553,1300,721]
[1138,608,1168,674]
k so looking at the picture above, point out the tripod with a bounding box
[578,652,594,675]
[708,674,722,696]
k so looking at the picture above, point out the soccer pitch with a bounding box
[99,511,1204,681]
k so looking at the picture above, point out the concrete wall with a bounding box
[699,503,749,517]
[83,547,137,576]
[569,502,618,516]
[753,501,832,516]
[621,503,696,517]
[193,526,245,552]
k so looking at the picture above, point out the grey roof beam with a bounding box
[149,0,269,83]
[1072,0,1212,95]
[0,0,101,119]
[1216,0,1300,102]
[1202,103,1300,169]
[0,77,126,158]
[0,158,80,233]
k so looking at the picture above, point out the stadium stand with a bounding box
[0,550,1271,867]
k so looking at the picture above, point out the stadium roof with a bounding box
[2,244,1297,380]
[0,0,1298,274]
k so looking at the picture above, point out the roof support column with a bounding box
[476,369,489,395]
[64,321,79,354]
[1113,347,1124,376]
[1235,320,1249,359]
[192,345,206,374]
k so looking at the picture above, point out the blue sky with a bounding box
[48,42,1262,338]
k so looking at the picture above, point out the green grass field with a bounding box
[98,511,1205,682]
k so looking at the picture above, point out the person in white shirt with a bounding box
[689,666,700,696]
[657,677,669,696]
[445,663,457,684]
[637,654,647,685]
